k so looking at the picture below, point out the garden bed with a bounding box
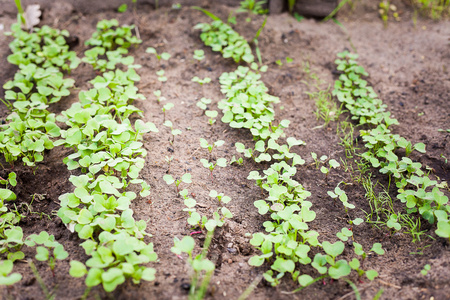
[0,0,449,299]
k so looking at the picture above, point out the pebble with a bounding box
[228,259,233,264]
[227,248,237,254]
[227,243,233,248]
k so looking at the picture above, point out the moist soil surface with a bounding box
[0,1,449,299]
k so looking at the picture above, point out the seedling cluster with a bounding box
[83,19,142,72]
[2,2,447,298]
[55,20,158,292]
[194,17,254,63]
[195,13,382,290]
[1,24,79,168]
[0,20,76,293]
[333,51,449,241]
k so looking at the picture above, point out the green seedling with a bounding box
[163,120,182,144]
[191,76,211,85]
[171,232,215,300]
[209,190,231,204]
[157,69,168,82]
[275,59,283,66]
[333,51,449,239]
[421,264,431,276]
[205,110,218,125]
[83,19,141,72]
[336,227,353,242]
[194,17,254,64]
[311,152,328,168]
[320,159,341,179]
[153,90,166,103]
[146,47,171,61]
[199,138,224,155]
[193,49,205,61]
[162,102,174,121]
[55,23,159,294]
[196,97,211,110]
[0,260,22,285]
[328,183,355,213]
[165,155,173,173]
[200,158,227,180]
[25,231,69,277]
[236,0,268,15]
[230,155,243,165]
[163,173,192,194]
[118,4,128,12]
[294,13,304,22]
[350,242,381,281]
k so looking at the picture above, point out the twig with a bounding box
[378,279,401,289]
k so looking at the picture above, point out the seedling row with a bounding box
[0,3,448,299]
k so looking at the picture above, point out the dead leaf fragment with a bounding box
[24,5,41,29]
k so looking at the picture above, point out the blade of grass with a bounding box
[191,6,221,21]
[237,273,263,300]
[323,0,351,22]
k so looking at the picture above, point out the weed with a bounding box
[378,1,400,26]
[306,88,343,127]
[412,0,450,20]
[236,0,268,15]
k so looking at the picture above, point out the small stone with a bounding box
[227,248,237,254]
[227,243,233,248]
[228,259,233,264]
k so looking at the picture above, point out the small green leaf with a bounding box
[70,261,87,278]
[370,243,385,255]
[298,274,313,286]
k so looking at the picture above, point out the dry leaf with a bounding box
[24,4,41,29]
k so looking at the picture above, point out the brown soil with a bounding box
[0,1,449,299]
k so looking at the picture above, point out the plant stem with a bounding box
[237,273,263,300]
[28,259,54,300]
